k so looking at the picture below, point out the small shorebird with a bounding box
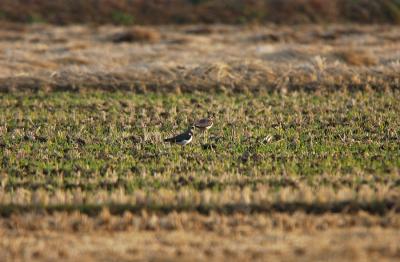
[194,117,213,131]
[195,115,213,142]
[164,126,195,146]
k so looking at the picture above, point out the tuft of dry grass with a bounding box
[110,27,161,43]
[52,56,90,65]
[335,49,378,66]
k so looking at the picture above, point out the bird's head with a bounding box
[188,125,196,134]
[207,111,216,120]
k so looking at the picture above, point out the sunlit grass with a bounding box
[0,91,399,200]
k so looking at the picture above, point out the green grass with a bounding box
[111,11,135,25]
[0,91,398,194]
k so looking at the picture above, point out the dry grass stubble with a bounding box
[0,24,398,93]
[1,212,400,261]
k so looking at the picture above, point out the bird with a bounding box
[194,117,213,131]
[194,115,214,142]
[164,126,195,146]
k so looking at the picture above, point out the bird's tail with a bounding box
[164,138,172,142]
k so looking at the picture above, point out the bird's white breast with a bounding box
[205,122,213,129]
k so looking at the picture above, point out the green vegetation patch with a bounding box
[0,91,398,191]
[0,0,399,24]
[0,90,399,215]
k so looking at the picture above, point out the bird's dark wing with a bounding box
[164,132,191,142]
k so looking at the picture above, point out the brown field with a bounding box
[0,23,399,93]
[0,22,399,261]
[1,211,400,261]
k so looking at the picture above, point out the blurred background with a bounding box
[0,0,399,25]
